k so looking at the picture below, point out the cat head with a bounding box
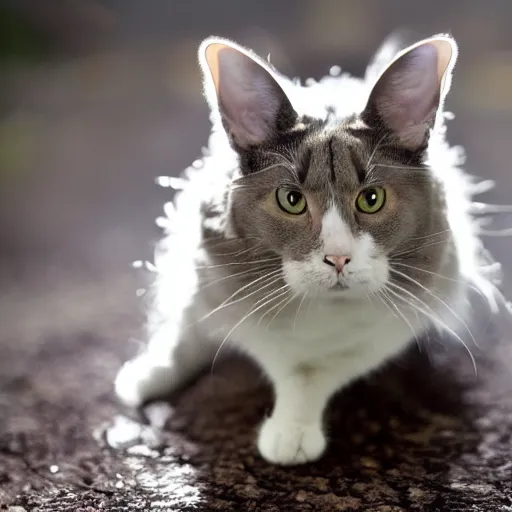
[198,35,458,298]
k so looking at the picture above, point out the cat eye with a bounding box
[276,188,307,215]
[356,187,386,214]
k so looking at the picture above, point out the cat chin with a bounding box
[327,283,372,297]
[286,280,382,300]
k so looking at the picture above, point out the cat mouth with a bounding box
[330,282,350,291]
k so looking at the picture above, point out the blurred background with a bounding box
[1,0,512,397]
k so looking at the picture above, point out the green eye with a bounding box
[276,188,307,215]
[356,187,386,214]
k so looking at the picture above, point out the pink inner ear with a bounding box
[215,47,284,148]
[374,43,441,147]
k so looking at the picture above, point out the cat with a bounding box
[115,32,505,465]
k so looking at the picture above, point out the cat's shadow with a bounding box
[111,335,492,509]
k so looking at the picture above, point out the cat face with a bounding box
[199,35,457,298]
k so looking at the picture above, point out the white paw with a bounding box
[114,354,178,408]
[257,417,326,465]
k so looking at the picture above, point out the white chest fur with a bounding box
[201,290,420,381]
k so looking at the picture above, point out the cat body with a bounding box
[115,33,503,465]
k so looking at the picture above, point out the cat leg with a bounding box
[257,364,342,465]
[115,322,216,408]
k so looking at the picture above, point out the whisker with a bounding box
[200,235,260,248]
[232,163,284,182]
[265,292,297,330]
[389,261,485,299]
[205,242,264,258]
[253,283,291,305]
[266,150,295,171]
[229,185,255,192]
[198,264,278,291]
[195,257,281,270]
[210,287,290,373]
[366,134,388,170]
[258,293,292,327]
[373,163,429,172]
[233,158,296,183]
[389,267,477,348]
[422,324,434,365]
[372,290,398,321]
[407,229,451,243]
[392,238,450,258]
[200,270,283,322]
[293,293,308,330]
[378,289,421,349]
[385,282,477,377]
[305,288,317,317]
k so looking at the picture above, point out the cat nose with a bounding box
[323,255,351,273]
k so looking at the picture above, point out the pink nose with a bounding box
[323,255,351,273]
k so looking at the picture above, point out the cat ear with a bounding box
[199,37,297,150]
[362,35,458,150]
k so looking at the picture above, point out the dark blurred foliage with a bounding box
[0,6,48,64]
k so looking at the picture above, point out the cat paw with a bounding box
[257,417,326,465]
[114,354,177,408]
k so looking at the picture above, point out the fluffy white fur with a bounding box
[115,34,506,465]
